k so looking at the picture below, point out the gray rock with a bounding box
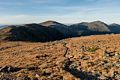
[0,66,21,73]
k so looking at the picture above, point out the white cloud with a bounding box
[0,14,120,25]
[0,15,39,24]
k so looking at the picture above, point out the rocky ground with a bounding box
[0,34,120,80]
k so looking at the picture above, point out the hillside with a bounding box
[108,24,120,33]
[41,21,112,37]
[70,21,111,36]
[40,21,73,37]
[0,24,64,42]
[0,34,120,80]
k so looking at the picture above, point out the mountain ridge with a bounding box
[0,20,120,42]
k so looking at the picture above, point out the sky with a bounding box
[0,0,120,24]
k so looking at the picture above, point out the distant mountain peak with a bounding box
[91,21,106,24]
[43,20,58,23]
[110,23,120,26]
[40,20,63,27]
[73,21,106,26]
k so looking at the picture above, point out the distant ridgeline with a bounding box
[0,21,120,42]
[0,25,4,29]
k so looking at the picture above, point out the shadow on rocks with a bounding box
[0,66,22,73]
[63,59,100,80]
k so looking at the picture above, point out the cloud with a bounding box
[0,15,38,24]
[0,0,120,24]
[0,12,120,25]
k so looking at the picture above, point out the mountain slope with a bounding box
[70,21,111,36]
[108,23,120,33]
[40,21,73,37]
[1,21,120,42]
[0,24,64,42]
[88,21,110,32]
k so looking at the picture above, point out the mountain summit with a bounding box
[40,21,72,37]
[88,21,110,32]
[70,21,111,36]
[40,20,63,27]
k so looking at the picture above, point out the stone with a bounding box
[0,66,21,73]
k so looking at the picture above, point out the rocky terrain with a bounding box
[0,34,120,80]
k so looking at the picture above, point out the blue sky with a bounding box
[0,0,120,24]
